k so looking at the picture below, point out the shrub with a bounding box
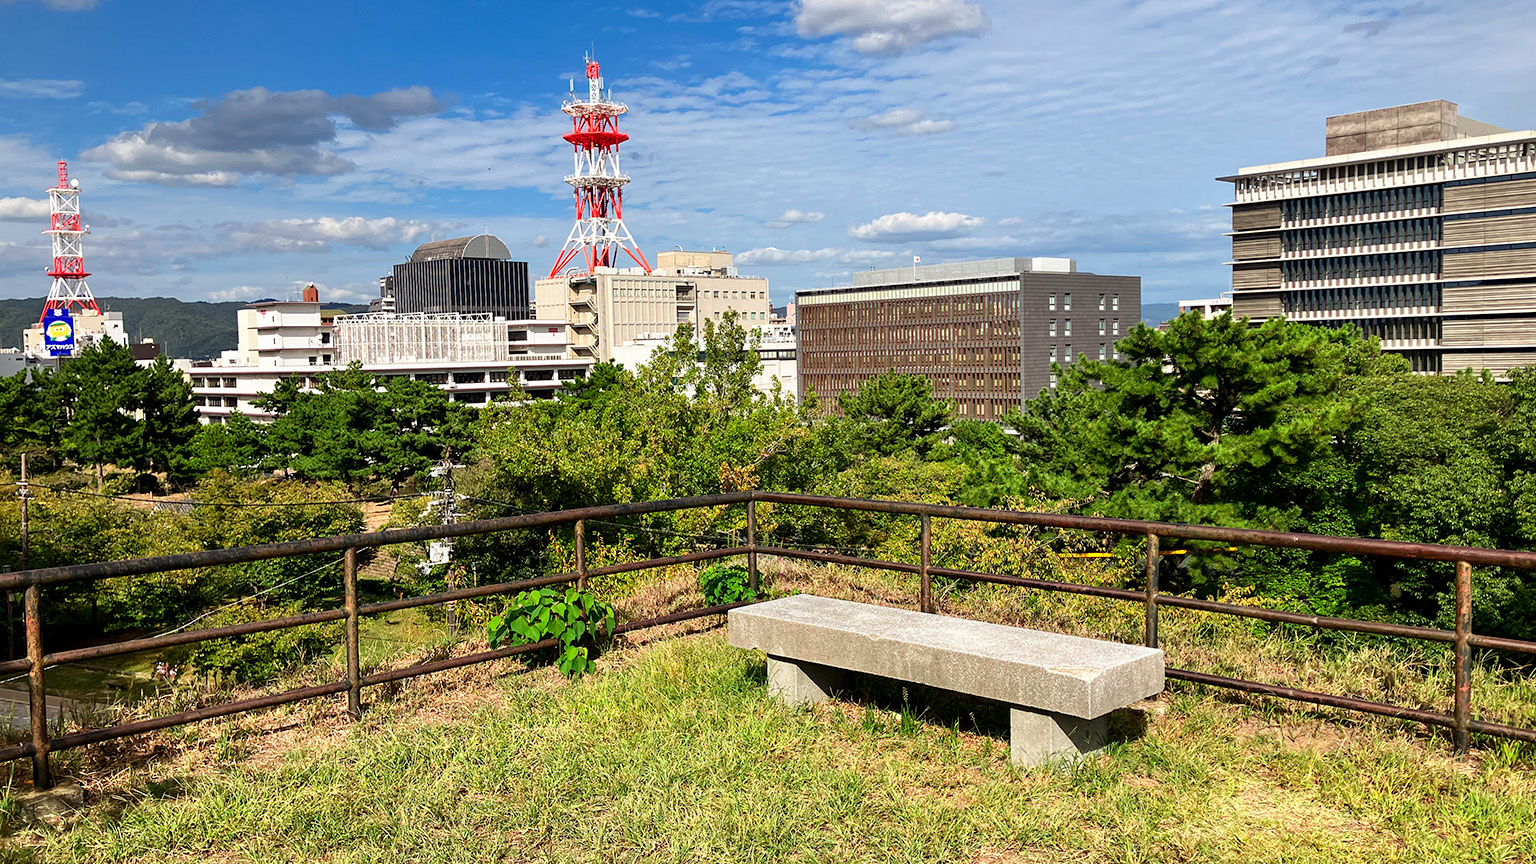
[487,586,614,678]
[699,564,757,606]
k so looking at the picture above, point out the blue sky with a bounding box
[1,0,1533,313]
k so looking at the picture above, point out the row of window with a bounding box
[1282,283,1443,315]
[803,347,1024,368]
[1283,251,1441,282]
[1234,144,1535,197]
[1049,344,1119,363]
[1283,218,1441,253]
[1046,292,1123,312]
[1048,319,1122,337]
[1281,185,1442,222]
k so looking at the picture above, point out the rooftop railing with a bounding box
[4,490,1534,789]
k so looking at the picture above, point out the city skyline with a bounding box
[1,0,1533,308]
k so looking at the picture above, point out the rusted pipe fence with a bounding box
[5,489,1536,788]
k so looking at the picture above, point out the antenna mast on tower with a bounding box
[40,161,99,323]
[548,53,651,278]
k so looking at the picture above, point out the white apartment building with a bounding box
[191,301,588,422]
[609,319,798,401]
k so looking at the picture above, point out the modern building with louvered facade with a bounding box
[1220,100,1536,375]
[796,258,1141,421]
[387,234,531,320]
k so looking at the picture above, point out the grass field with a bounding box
[1,558,1533,863]
[8,632,1534,864]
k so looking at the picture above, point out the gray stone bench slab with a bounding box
[728,594,1164,766]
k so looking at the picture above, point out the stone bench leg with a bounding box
[1009,707,1107,767]
[766,655,848,706]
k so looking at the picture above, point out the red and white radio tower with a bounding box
[40,161,99,323]
[548,54,651,278]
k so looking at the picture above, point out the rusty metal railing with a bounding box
[4,490,1535,788]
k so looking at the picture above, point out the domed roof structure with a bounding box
[410,234,512,263]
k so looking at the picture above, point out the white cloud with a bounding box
[220,216,458,253]
[205,285,271,302]
[850,108,954,136]
[532,235,549,248]
[737,246,902,265]
[0,198,51,222]
[765,208,826,228]
[998,216,1023,227]
[0,0,99,10]
[0,78,85,99]
[849,211,983,241]
[795,0,990,55]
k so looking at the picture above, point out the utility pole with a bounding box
[428,459,459,638]
[12,453,28,662]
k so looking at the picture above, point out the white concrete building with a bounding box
[609,320,798,402]
[535,250,773,361]
[1177,295,1234,319]
[191,304,589,423]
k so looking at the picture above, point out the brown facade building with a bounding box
[796,258,1141,421]
[1221,100,1536,376]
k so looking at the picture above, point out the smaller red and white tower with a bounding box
[40,161,100,323]
[548,54,651,278]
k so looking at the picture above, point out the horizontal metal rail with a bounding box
[6,489,1536,788]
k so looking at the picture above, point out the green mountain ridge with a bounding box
[0,297,367,361]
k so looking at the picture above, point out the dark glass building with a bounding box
[388,234,531,319]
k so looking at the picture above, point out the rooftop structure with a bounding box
[1220,100,1536,376]
[549,54,649,278]
[387,234,530,320]
[797,258,1141,420]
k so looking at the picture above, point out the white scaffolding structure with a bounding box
[334,312,507,365]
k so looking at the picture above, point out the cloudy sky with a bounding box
[1,0,1533,310]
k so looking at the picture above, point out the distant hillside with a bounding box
[0,297,366,360]
[1142,302,1180,327]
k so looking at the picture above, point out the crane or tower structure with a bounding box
[548,54,651,278]
[40,161,99,324]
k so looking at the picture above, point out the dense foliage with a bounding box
[486,586,615,678]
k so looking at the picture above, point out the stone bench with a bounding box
[728,595,1164,766]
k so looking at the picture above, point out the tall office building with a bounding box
[388,234,530,319]
[1221,100,1536,375]
[796,258,1141,421]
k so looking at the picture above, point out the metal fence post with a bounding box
[919,513,933,614]
[746,499,759,595]
[1454,559,1472,755]
[25,583,50,789]
[575,520,587,592]
[344,547,361,720]
[1145,533,1160,649]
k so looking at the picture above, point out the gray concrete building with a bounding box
[1221,100,1536,375]
[796,258,1141,420]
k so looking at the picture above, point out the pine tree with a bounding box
[56,338,144,488]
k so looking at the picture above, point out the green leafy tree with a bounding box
[56,338,145,488]
[257,363,475,490]
[835,371,954,459]
[138,355,202,483]
[187,411,266,476]
[689,310,763,416]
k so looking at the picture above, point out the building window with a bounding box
[1112,294,1119,311]
[1098,294,1106,310]
[1099,343,1107,361]
[322,354,332,364]
[1050,373,1058,388]
[308,356,317,365]
[1049,293,1056,311]
[1049,345,1057,361]
[1113,319,1119,335]
[1049,320,1057,336]
[1064,319,1072,336]
[1064,345,1072,362]
[1098,319,1106,335]
[1064,293,1071,310]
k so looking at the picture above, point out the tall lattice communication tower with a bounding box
[548,54,651,278]
[40,161,99,323]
